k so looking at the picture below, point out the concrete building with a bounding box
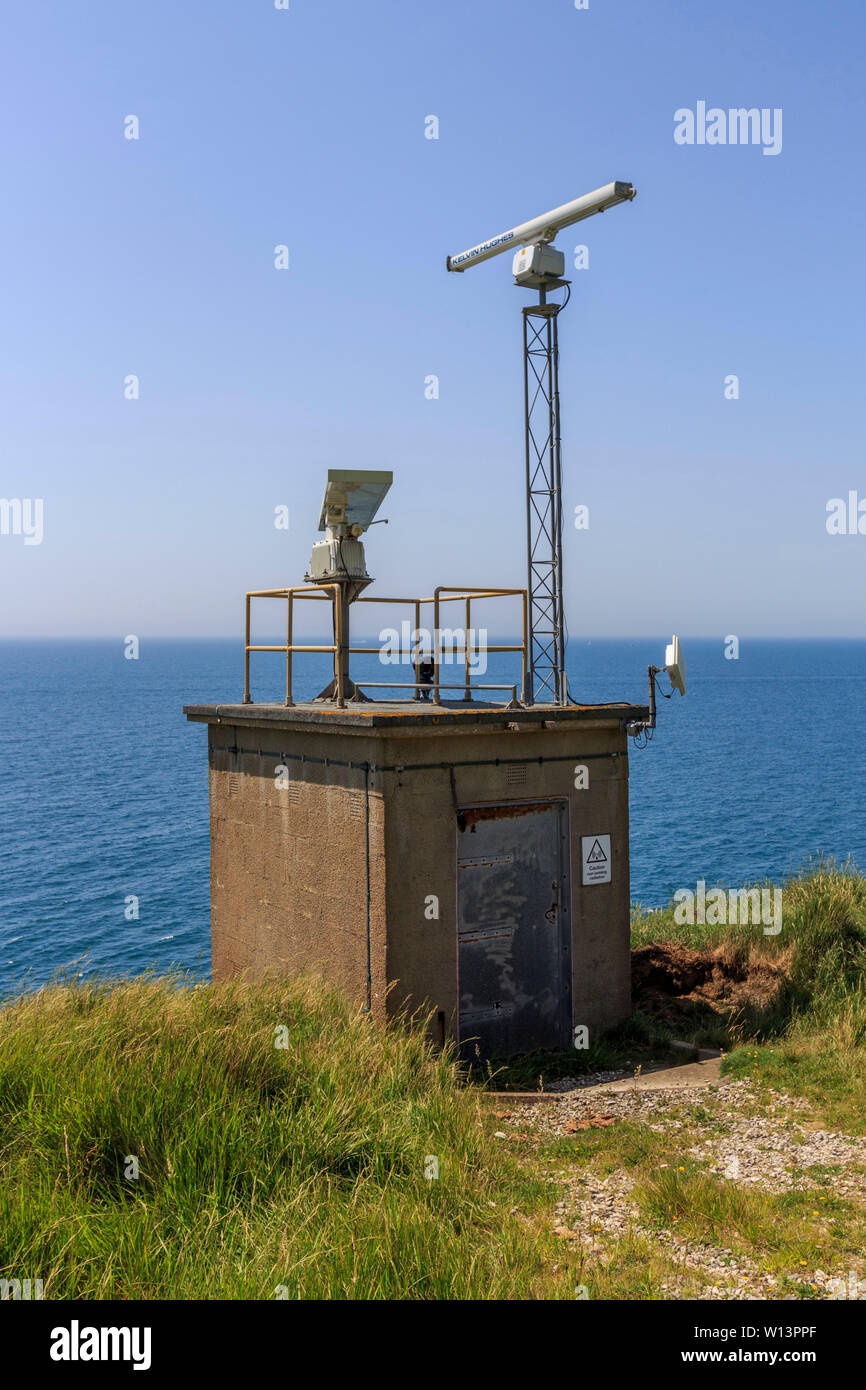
[183,696,647,1057]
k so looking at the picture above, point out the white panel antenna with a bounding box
[665,635,687,697]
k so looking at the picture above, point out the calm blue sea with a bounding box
[1,638,864,994]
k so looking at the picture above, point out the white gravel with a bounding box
[507,1077,866,1300]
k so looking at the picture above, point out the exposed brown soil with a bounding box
[632,942,787,1027]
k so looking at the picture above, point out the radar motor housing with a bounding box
[513,242,566,287]
[308,536,370,584]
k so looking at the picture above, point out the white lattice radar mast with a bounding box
[446,182,636,705]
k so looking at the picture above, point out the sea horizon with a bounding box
[2,636,864,993]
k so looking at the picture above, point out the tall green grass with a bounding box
[633,858,866,1125]
[2,862,865,1300]
[781,858,866,1017]
[634,858,866,1016]
[0,975,566,1299]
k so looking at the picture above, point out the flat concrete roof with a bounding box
[183,699,649,733]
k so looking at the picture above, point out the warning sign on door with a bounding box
[581,834,611,885]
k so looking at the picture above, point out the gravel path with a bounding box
[500,1077,866,1300]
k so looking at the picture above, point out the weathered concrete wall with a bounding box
[380,723,632,1043]
[206,723,389,1022]
[187,703,639,1049]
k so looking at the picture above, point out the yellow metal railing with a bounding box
[243,584,528,708]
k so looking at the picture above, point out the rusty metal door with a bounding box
[456,800,571,1059]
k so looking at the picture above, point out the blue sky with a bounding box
[1,0,864,637]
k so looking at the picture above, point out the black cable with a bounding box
[630,674,671,750]
[655,673,674,700]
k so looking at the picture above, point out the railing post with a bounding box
[413,599,421,699]
[285,592,294,707]
[243,594,252,703]
[464,595,471,702]
[335,585,345,707]
[433,588,441,704]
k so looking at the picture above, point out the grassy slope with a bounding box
[0,975,584,1299]
[1,861,864,1300]
[633,858,866,1129]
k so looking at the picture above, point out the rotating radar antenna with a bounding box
[446,182,637,704]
